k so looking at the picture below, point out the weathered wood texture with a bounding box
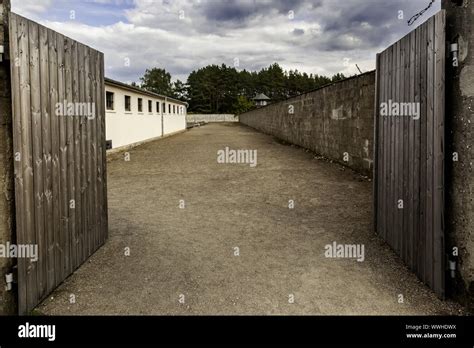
[0,0,17,315]
[9,12,108,314]
[374,11,446,298]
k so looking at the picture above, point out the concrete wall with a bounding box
[239,72,376,176]
[0,0,16,315]
[443,0,474,311]
[187,114,238,123]
[105,84,186,149]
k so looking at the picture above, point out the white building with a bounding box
[105,77,188,149]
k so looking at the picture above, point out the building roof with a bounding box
[253,93,271,101]
[105,77,188,106]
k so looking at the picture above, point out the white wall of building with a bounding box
[105,83,187,149]
[163,114,186,135]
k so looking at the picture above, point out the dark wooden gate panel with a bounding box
[374,11,445,298]
[9,12,108,314]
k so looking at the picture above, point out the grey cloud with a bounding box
[292,28,305,36]
[199,0,312,22]
[309,0,441,51]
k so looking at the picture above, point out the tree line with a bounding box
[138,63,346,114]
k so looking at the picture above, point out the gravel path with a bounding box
[37,123,464,315]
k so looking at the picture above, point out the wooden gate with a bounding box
[9,12,108,314]
[374,11,446,298]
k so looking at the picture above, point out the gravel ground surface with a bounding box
[37,123,464,315]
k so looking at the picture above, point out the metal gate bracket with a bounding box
[450,43,459,67]
[5,272,13,291]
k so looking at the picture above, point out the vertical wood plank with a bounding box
[64,36,75,273]
[381,49,389,240]
[413,25,421,276]
[385,46,394,245]
[79,44,87,263]
[48,27,60,290]
[95,51,103,249]
[96,50,103,250]
[39,24,54,296]
[56,32,68,281]
[18,16,38,312]
[425,17,435,289]
[28,19,46,301]
[376,52,382,236]
[433,11,446,298]
[100,52,108,245]
[394,39,400,254]
[405,31,419,270]
[70,40,82,271]
[387,45,394,247]
[89,48,98,252]
[71,38,81,270]
[391,42,398,250]
[83,46,92,258]
[397,38,403,256]
[418,21,428,282]
[373,53,380,234]
[402,33,409,266]
[9,12,28,314]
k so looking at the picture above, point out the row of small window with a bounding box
[106,91,184,115]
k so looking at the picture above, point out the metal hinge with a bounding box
[448,259,457,279]
[4,265,18,291]
[450,43,459,67]
[446,253,457,279]
[5,273,13,291]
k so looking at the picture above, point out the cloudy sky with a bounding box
[11,0,441,84]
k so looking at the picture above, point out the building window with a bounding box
[106,91,114,110]
[138,98,143,112]
[124,95,131,111]
[173,105,176,114]
[168,104,171,114]
[156,102,160,113]
[148,100,152,113]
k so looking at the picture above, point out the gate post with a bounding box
[442,0,474,311]
[0,0,16,315]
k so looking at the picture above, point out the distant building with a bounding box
[105,77,187,149]
[253,93,271,107]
